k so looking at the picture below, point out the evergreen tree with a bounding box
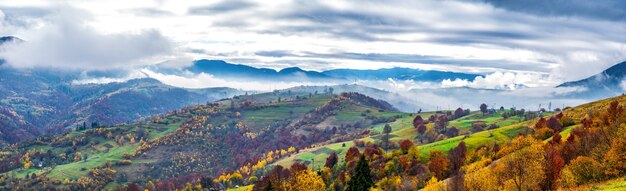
[346,155,374,191]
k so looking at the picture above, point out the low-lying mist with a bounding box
[71,68,601,113]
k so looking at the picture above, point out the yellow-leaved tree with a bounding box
[463,158,497,191]
[495,142,545,191]
[281,168,325,191]
[407,145,420,160]
[423,177,446,191]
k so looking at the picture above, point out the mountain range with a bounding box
[180,59,481,83]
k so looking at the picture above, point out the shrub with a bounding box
[562,156,604,185]
[533,128,554,140]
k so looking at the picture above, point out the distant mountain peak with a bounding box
[0,36,23,45]
[557,61,626,98]
[558,61,626,88]
[602,61,626,77]
[279,67,305,73]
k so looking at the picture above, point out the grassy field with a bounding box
[47,144,138,180]
[6,113,188,181]
[271,110,540,167]
[240,95,331,130]
[568,177,626,191]
[417,123,529,158]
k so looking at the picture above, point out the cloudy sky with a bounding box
[1,0,625,87]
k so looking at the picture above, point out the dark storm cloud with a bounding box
[477,0,626,22]
[188,0,256,15]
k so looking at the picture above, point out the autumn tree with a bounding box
[408,145,420,160]
[428,150,450,180]
[479,103,488,116]
[434,115,448,133]
[542,144,564,190]
[325,152,338,168]
[22,153,31,169]
[501,111,510,119]
[345,146,361,163]
[424,177,446,191]
[253,165,291,191]
[417,124,427,136]
[495,143,545,191]
[534,117,547,129]
[346,155,374,191]
[449,142,467,174]
[74,152,82,162]
[282,168,326,191]
[464,165,498,191]
[546,116,561,132]
[383,124,392,148]
[454,107,465,119]
[399,139,413,154]
[561,156,603,185]
[413,115,424,128]
[604,137,626,177]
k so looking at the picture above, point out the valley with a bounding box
[1,1,625,190]
[4,88,623,191]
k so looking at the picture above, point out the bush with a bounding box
[562,156,604,185]
[532,128,554,140]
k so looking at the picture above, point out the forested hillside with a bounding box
[0,91,401,190]
[0,67,245,145]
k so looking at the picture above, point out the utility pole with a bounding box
[548,102,552,111]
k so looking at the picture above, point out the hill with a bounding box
[2,90,625,190]
[558,61,626,98]
[272,93,626,171]
[0,67,245,145]
[261,94,626,191]
[271,107,548,169]
[0,92,400,190]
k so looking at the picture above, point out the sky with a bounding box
[1,0,626,88]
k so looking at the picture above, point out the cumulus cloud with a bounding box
[71,70,149,85]
[0,6,174,70]
[441,72,553,90]
[141,69,338,91]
